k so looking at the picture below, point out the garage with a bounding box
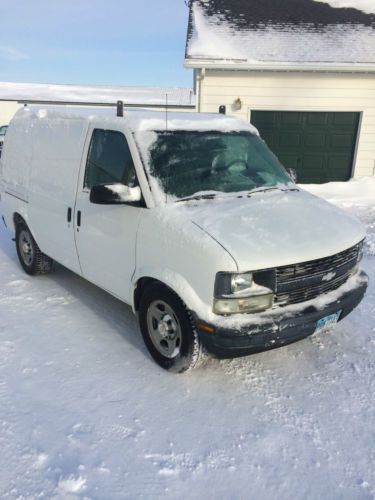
[250,111,360,184]
[185,0,375,182]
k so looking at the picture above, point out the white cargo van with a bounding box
[0,105,368,372]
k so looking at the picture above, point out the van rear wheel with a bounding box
[15,222,53,275]
[139,283,202,373]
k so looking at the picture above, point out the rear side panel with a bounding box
[27,116,88,273]
[1,110,35,230]
[1,108,87,274]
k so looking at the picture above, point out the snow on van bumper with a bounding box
[193,270,369,359]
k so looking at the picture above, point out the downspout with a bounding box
[196,68,205,112]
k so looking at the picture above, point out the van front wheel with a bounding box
[15,223,53,275]
[139,283,202,373]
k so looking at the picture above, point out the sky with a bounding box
[0,0,193,88]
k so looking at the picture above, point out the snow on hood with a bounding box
[183,188,365,271]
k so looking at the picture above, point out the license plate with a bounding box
[315,310,342,333]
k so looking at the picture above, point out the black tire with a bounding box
[15,222,53,275]
[139,283,202,373]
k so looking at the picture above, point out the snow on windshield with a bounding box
[134,130,290,205]
[133,129,173,205]
[131,113,260,205]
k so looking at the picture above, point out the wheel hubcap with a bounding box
[146,301,182,359]
[19,230,34,266]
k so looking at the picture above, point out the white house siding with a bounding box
[197,70,375,177]
[0,101,22,126]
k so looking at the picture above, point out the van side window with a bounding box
[84,129,137,189]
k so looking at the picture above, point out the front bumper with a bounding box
[195,270,369,359]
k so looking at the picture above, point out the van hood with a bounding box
[186,189,365,271]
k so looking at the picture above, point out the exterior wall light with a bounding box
[233,97,242,111]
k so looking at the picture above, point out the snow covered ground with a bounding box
[0,178,374,499]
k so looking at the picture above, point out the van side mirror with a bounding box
[90,183,142,206]
[286,168,298,183]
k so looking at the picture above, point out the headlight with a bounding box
[214,293,274,315]
[214,271,274,315]
[231,273,253,294]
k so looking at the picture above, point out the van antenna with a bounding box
[165,93,168,133]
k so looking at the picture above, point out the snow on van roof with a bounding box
[14,105,259,135]
[125,110,258,134]
[0,81,195,107]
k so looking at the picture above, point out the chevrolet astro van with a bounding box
[0,106,368,372]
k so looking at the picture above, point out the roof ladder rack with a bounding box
[116,100,124,117]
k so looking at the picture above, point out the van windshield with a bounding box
[138,130,291,201]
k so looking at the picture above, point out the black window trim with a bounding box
[83,127,146,208]
[83,127,138,190]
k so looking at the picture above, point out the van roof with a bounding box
[13,105,259,135]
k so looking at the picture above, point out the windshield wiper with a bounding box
[177,187,299,203]
[245,186,299,197]
[177,193,217,202]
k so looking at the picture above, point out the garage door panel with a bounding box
[306,113,329,126]
[304,134,326,148]
[330,133,356,149]
[251,110,359,184]
[327,155,353,170]
[251,111,278,127]
[302,155,325,170]
[332,113,358,126]
[276,154,300,169]
[325,171,350,182]
[280,112,303,127]
[297,170,323,183]
[279,133,301,147]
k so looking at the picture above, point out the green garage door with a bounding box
[251,111,360,183]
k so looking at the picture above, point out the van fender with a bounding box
[132,267,209,319]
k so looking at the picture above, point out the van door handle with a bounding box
[77,210,81,227]
[67,207,72,223]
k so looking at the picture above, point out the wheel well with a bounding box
[133,277,158,312]
[13,212,26,229]
[133,277,182,312]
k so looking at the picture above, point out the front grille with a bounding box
[274,243,361,307]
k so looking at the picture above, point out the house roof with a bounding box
[0,82,195,108]
[185,0,375,68]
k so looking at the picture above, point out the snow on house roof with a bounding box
[319,1,375,14]
[0,81,195,107]
[185,0,375,67]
